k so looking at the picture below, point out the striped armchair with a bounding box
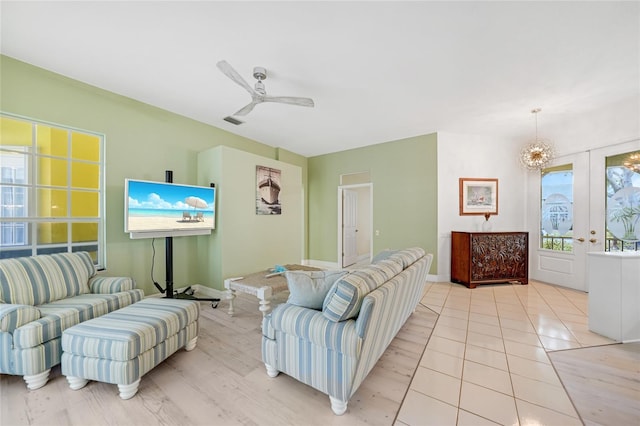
[262,248,432,415]
[0,252,143,390]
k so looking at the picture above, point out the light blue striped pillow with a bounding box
[322,261,400,322]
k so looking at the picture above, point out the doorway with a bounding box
[527,139,640,291]
[338,183,373,268]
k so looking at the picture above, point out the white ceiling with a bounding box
[1,1,638,157]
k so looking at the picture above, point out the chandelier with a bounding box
[623,152,640,173]
[520,108,554,171]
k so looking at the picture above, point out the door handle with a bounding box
[590,238,597,243]
[577,237,585,242]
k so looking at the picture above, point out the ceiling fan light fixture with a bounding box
[520,108,554,171]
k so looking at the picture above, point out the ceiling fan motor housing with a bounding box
[253,66,267,81]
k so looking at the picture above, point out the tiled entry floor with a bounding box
[397,280,617,426]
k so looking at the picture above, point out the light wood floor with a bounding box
[0,292,438,426]
[2,287,639,425]
[548,342,640,426]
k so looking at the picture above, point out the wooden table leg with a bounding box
[257,286,273,317]
[224,278,242,316]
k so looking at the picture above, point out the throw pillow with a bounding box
[286,270,348,310]
[322,273,371,322]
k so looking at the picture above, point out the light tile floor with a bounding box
[396,280,616,426]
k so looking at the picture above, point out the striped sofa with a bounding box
[0,252,143,390]
[262,247,433,415]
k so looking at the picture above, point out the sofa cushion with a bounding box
[371,249,399,264]
[269,303,361,356]
[388,247,425,269]
[322,260,403,322]
[89,275,136,293]
[285,270,348,310]
[13,290,143,349]
[61,298,200,361]
[0,252,96,305]
[0,304,41,333]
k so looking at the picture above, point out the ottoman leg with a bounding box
[185,336,198,351]
[66,376,89,391]
[118,379,141,400]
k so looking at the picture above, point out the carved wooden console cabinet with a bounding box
[451,231,529,289]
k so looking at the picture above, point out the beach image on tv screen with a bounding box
[126,180,215,233]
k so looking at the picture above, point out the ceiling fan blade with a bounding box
[263,95,315,108]
[234,100,261,116]
[216,60,255,95]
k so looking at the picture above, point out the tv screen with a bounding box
[125,179,216,239]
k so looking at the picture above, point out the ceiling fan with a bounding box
[217,60,315,117]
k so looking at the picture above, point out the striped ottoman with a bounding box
[61,298,199,399]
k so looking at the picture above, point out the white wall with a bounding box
[436,132,527,281]
[436,96,639,283]
[545,97,640,157]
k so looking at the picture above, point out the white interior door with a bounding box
[342,189,358,267]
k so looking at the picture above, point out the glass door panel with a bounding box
[541,164,574,252]
[605,150,640,251]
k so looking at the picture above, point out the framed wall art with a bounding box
[459,178,498,215]
[256,165,282,215]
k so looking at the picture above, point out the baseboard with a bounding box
[191,284,226,299]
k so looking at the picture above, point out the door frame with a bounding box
[338,183,373,267]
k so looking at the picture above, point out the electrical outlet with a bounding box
[375,230,380,236]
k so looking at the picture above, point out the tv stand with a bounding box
[172,286,219,308]
[163,170,220,308]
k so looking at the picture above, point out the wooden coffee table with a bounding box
[224,265,321,317]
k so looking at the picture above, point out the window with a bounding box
[0,113,105,266]
[540,164,574,252]
[605,151,640,251]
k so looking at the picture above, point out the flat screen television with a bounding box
[124,178,216,239]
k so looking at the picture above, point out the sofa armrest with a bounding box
[0,304,41,333]
[269,303,361,356]
[89,276,136,294]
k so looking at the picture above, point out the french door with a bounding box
[528,139,640,291]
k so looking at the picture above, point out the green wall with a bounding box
[0,55,306,295]
[1,55,439,290]
[197,146,304,290]
[308,134,438,272]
